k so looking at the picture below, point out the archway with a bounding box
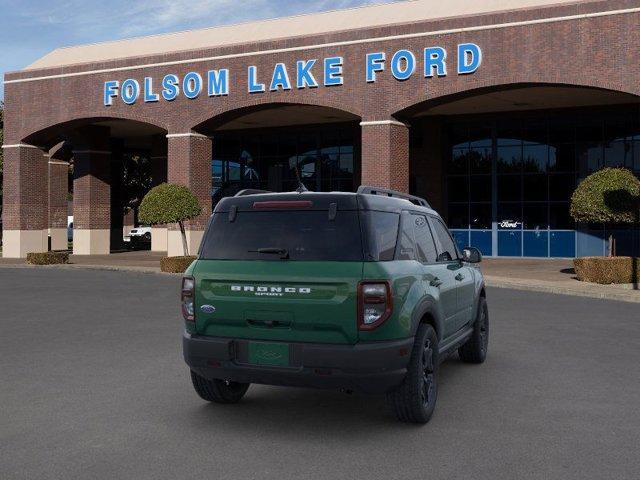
[193,103,361,206]
[21,118,167,255]
[396,84,640,258]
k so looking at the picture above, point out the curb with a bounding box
[0,263,179,276]
[484,276,640,303]
[2,263,639,302]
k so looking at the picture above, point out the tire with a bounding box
[387,324,438,424]
[144,232,151,241]
[458,296,489,364]
[190,370,250,404]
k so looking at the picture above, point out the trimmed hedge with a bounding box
[570,168,640,224]
[574,256,640,284]
[26,251,69,265]
[160,256,197,273]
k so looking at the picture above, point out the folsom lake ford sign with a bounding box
[103,43,482,106]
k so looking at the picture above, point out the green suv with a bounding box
[182,186,488,423]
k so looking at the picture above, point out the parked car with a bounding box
[125,226,152,249]
[181,186,488,424]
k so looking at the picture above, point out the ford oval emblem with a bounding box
[200,305,216,314]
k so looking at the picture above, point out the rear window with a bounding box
[200,210,364,261]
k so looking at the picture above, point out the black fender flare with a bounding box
[410,296,444,341]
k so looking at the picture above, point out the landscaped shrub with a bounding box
[160,256,197,273]
[139,183,202,256]
[26,251,69,265]
[570,168,640,256]
[573,256,640,284]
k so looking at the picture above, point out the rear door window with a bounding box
[429,217,459,262]
[412,214,438,263]
[200,210,363,261]
[396,213,416,261]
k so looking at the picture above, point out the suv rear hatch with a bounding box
[193,195,366,344]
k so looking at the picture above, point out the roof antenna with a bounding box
[294,164,308,193]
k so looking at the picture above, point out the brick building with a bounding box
[2,0,640,258]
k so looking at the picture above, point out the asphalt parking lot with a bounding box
[1,268,639,480]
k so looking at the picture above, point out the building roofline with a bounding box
[18,0,594,72]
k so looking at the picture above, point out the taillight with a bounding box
[181,276,195,322]
[358,281,393,330]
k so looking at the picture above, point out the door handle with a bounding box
[429,277,443,288]
[455,273,465,281]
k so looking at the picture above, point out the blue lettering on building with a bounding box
[103,44,482,106]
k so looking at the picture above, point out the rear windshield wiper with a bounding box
[248,247,290,260]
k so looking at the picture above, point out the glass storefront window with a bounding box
[523,203,548,230]
[211,124,358,206]
[497,175,521,201]
[448,204,469,229]
[523,175,547,202]
[470,147,492,173]
[450,148,469,174]
[549,144,575,172]
[498,202,522,228]
[470,175,492,202]
[604,140,632,168]
[470,203,492,229]
[523,144,548,173]
[497,145,522,173]
[447,176,469,203]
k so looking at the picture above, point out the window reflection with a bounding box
[211,126,357,206]
[446,109,640,236]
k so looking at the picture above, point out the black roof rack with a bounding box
[234,189,272,197]
[357,185,431,208]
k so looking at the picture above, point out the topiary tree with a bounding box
[139,183,202,256]
[570,168,640,256]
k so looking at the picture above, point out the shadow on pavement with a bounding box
[180,357,466,433]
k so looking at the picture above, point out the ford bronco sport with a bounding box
[182,186,488,423]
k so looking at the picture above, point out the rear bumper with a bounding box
[183,332,413,394]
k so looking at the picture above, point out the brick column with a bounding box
[72,127,112,255]
[410,119,444,213]
[166,132,212,257]
[360,120,410,193]
[150,134,168,252]
[48,144,69,251]
[1,144,49,258]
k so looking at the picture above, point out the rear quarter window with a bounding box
[361,211,400,261]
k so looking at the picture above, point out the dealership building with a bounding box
[3,0,640,258]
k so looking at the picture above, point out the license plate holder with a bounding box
[248,342,290,367]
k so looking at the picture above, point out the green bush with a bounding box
[139,183,201,225]
[570,168,640,224]
[574,256,640,284]
[27,251,69,265]
[139,183,202,256]
[160,256,197,273]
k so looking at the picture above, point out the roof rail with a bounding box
[357,185,431,208]
[234,189,272,197]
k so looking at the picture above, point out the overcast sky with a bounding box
[0,0,399,100]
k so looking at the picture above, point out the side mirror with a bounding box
[462,247,482,264]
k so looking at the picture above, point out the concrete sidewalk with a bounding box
[480,258,640,303]
[1,251,639,303]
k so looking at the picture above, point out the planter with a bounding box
[160,256,197,273]
[573,256,640,284]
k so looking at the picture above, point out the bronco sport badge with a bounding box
[230,285,311,297]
